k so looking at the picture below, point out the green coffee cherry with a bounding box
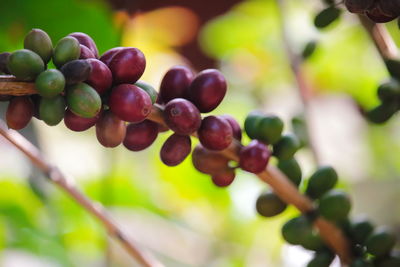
[7,49,44,81]
[273,133,300,160]
[277,158,302,186]
[66,83,101,118]
[318,190,351,221]
[255,191,287,217]
[349,218,374,245]
[39,95,66,126]
[53,36,80,68]
[24,28,53,64]
[135,81,158,104]
[307,251,334,267]
[377,80,400,102]
[302,41,318,60]
[257,115,284,144]
[350,259,374,267]
[306,166,338,199]
[366,101,398,124]
[314,6,341,29]
[365,227,396,257]
[35,69,65,98]
[282,216,323,250]
[291,114,308,147]
[385,59,400,81]
[244,111,264,139]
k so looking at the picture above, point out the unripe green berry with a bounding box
[256,191,287,217]
[273,133,300,160]
[318,190,351,221]
[306,166,338,199]
[24,28,53,64]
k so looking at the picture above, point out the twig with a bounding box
[0,120,164,267]
[275,0,322,165]
[0,76,352,264]
[358,15,398,60]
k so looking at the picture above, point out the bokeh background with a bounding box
[0,0,400,266]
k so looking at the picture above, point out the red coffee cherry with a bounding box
[239,140,271,173]
[109,84,152,123]
[211,168,236,187]
[64,108,100,132]
[79,44,96,59]
[160,134,191,166]
[95,110,126,148]
[99,47,124,66]
[198,115,233,151]
[6,96,34,130]
[108,47,146,84]
[220,114,242,141]
[163,98,201,135]
[69,32,99,58]
[188,69,227,113]
[85,58,112,95]
[159,66,194,103]
[192,144,229,174]
[123,120,159,151]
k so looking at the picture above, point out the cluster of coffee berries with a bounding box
[344,0,400,23]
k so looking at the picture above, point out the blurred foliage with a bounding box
[0,0,400,266]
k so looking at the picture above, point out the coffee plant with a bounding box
[1,1,400,266]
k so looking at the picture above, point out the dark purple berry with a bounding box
[123,120,158,151]
[69,32,99,58]
[96,110,126,148]
[344,0,374,14]
[79,44,96,59]
[188,69,227,113]
[192,144,229,174]
[220,114,242,141]
[239,140,271,173]
[160,134,191,166]
[366,3,397,23]
[64,108,100,132]
[159,66,193,103]
[109,84,152,123]
[198,115,233,151]
[6,96,34,130]
[163,98,201,135]
[109,47,146,84]
[211,169,235,187]
[86,58,112,95]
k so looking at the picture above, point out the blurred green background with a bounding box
[0,0,400,266]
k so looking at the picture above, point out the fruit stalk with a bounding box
[358,15,398,60]
[275,0,321,165]
[0,120,163,267]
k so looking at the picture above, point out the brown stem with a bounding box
[358,15,398,60]
[0,120,163,267]
[0,76,352,264]
[275,0,321,165]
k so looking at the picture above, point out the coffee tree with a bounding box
[0,1,400,266]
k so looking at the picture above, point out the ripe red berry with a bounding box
[108,47,146,84]
[69,32,99,58]
[192,144,230,174]
[159,66,194,103]
[79,45,96,59]
[160,134,191,166]
[100,47,124,66]
[64,108,100,132]
[211,168,235,187]
[6,96,34,130]
[109,84,152,123]
[220,114,242,141]
[198,116,233,151]
[163,98,201,135]
[239,140,271,173]
[123,120,159,151]
[96,110,126,148]
[85,58,112,95]
[188,69,227,113]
